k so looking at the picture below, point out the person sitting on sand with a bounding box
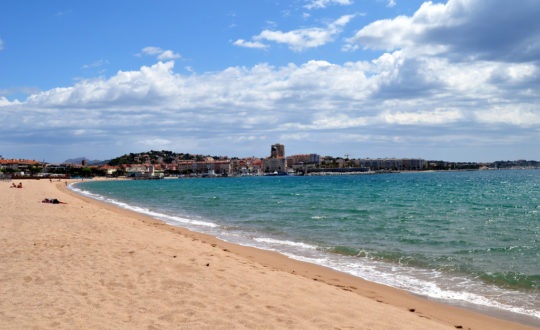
[42,198,66,204]
[17,182,23,188]
[10,183,16,188]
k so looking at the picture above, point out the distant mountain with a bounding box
[63,157,107,166]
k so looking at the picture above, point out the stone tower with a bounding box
[270,143,285,158]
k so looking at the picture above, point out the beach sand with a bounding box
[0,179,535,329]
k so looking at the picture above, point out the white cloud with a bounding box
[474,106,540,127]
[2,1,539,161]
[81,59,109,69]
[311,114,369,129]
[140,46,162,56]
[280,133,310,140]
[381,109,464,125]
[0,38,3,50]
[3,55,537,130]
[0,86,40,96]
[2,41,539,160]
[243,14,355,51]
[139,46,181,60]
[346,0,540,63]
[233,39,268,49]
[341,43,359,52]
[138,138,172,149]
[346,1,450,52]
[304,0,353,10]
[386,0,396,8]
[157,50,181,60]
[25,61,179,108]
[0,96,20,106]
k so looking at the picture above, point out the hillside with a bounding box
[107,150,217,166]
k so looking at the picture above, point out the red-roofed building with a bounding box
[191,160,231,175]
[0,159,43,170]
[98,165,121,175]
[286,154,320,167]
[231,157,262,175]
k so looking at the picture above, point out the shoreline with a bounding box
[1,178,537,329]
[65,178,538,328]
[4,166,537,182]
[69,178,540,325]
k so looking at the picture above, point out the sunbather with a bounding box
[42,198,66,204]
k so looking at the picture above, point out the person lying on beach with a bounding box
[10,183,17,188]
[41,198,66,204]
[17,182,23,188]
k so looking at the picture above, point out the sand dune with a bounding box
[0,179,534,329]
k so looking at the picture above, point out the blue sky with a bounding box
[1,0,539,163]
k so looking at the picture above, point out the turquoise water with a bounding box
[73,170,539,320]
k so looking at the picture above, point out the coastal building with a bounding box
[286,154,320,167]
[98,165,120,176]
[308,167,369,174]
[358,158,399,170]
[123,163,165,178]
[251,159,263,175]
[177,161,194,173]
[163,164,178,171]
[263,157,287,173]
[0,159,43,171]
[270,144,285,158]
[286,154,321,174]
[190,160,231,175]
[264,143,287,173]
[230,159,241,173]
[402,158,426,170]
[231,157,263,175]
[357,158,426,171]
[125,164,149,174]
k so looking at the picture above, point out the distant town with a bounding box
[1,143,539,179]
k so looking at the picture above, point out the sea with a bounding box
[71,169,539,325]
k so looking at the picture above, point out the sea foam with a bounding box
[70,175,540,323]
[69,184,218,228]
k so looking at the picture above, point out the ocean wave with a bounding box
[316,253,540,320]
[253,237,318,250]
[69,183,218,228]
[69,181,540,321]
[246,236,540,320]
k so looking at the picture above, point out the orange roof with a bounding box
[0,159,42,165]
[192,160,231,164]
[99,165,120,169]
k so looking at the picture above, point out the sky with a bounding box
[0,0,539,163]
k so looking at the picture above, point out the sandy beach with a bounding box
[0,179,535,329]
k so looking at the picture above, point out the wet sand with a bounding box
[0,179,535,329]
